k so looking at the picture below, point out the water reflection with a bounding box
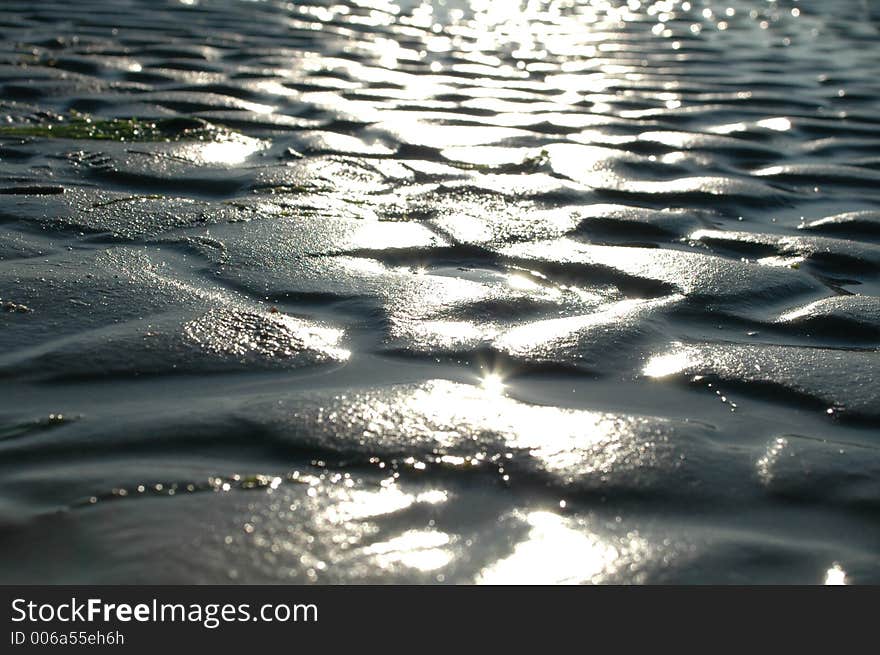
[477,511,629,584]
[187,137,264,165]
[364,529,453,571]
[824,563,847,585]
[325,485,443,523]
[480,370,507,395]
[643,346,693,378]
[4,0,873,585]
[345,379,666,480]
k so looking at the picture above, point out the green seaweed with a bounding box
[0,113,224,142]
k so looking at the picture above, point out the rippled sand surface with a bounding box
[1,0,879,583]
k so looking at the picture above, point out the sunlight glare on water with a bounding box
[0,0,878,584]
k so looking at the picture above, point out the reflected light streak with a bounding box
[404,320,495,350]
[824,563,847,585]
[327,485,417,523]
[477,512,623,584]
[337,486,447,523]
[191,137,264,165]
[506,273,541,291]
[757,254,806,269]
[498,297,671,355]
[395,380,647,478]
[348,220,443,250]
[756,117,793,132]
[643,347,693,378]
[364,530,453,572]
[480,370,507,395]
[756,437,787,485]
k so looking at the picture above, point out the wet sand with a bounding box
[0,0,878,583]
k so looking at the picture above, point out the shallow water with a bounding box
[0,0,878,583]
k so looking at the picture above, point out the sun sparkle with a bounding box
[480,371,507,395]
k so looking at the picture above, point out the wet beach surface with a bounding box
[0,0,878,583]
